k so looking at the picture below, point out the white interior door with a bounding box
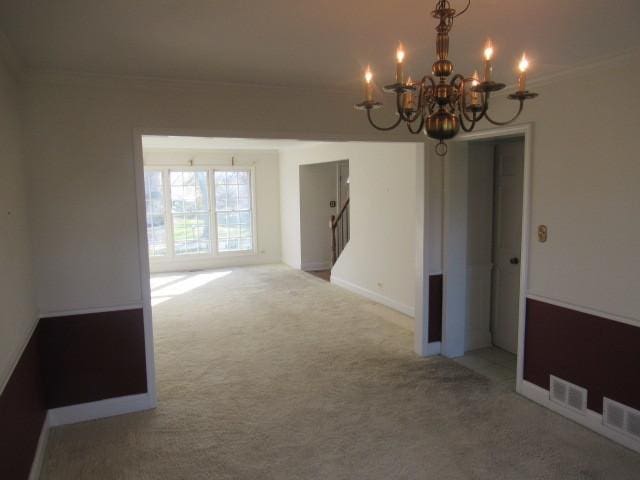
[491,140,524,354]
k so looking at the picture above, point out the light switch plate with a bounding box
[538,225,548,242]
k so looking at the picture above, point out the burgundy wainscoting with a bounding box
[428,274,443,343]
[0,332,47,480]
[38,308,148,408]
[524,298,640,413]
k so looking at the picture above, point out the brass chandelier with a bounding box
[355,0,539,156]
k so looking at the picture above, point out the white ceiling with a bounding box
[141,135,321,151]
[1,1,639,90]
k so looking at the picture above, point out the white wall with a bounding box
[0,57,37,390]
[23,72,414,314]
[143,148,281,273]
[280,142,421,316]
[299,162,338,271]
[463,52,640,324]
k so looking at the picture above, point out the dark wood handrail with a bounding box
[330,198,350,265]
[331,198,350,229]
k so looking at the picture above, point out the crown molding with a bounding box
[494,47,640,97]
[23,67,359,98]
[0,30,25,81]
[20,46,640,97]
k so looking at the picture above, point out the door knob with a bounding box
[510,257,520,265]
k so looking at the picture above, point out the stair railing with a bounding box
[330,198,350,265]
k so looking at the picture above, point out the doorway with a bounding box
[441,128,530,388]
[299,159,350,278]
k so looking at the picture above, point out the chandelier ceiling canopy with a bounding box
[355,0,539,156]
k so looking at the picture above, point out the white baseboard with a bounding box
[28,412,50,480]
[48,392,155,427]
[301,261,332,272]
[518,380,640,454]
[425,341,441,356]
[330,275,415,318]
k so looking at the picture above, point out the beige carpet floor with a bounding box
[41,265,640,479]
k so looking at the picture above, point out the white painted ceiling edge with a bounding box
[1,1,639,90]
[141,136,322,152]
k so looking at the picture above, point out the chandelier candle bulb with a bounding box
[471,70,480,106]
[518,53,529,92]
[364,66,373,102]
[396,43,405,84]
[483,39,494,82]
[403,78,414,109]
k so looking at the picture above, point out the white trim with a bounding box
[38,303,144,319]
[441,141,469,358]
[301,261,332,272]
[518,380,640,454]
[444,123,533,390]
[425,341,441,356]
[28,412,50,480]
[133,130,158,409]
[414,146,430,356]
[47,392,155,427]
[526,293,639,328]
[330,275,415,318]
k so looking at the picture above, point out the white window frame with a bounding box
[211,166,258,257]
[143,164,258,266]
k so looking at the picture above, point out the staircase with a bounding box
[330,198,350,265]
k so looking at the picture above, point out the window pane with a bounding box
[144,170,166,257]
[237,171,249,185]
[214,169,253,252]
[170,171,211,255]
[215,171,227,185]
[215,185,228,212]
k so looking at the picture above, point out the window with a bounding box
[214,170,253,252]
[170,171,211,255]
[144,170,167,256]
[143,166,255,260]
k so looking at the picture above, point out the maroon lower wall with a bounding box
[428,274,443,343]
[0,308,148,478]
[0,332,47,480]
[524,298,640,413]
[39,309,148,408]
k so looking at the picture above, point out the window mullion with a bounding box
[163,168,176,259]
[210,168,219,256]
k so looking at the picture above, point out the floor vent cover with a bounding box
[603,398,640,441]
[550,375,587,414]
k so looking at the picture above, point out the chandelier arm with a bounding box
[484,99,525,126]
[453,0,471,18]
[404,107,423,124]
[366,107,403,131]
[395,92,409,122]
[458,110,477,133]
[449,74,465,89]
[406,115,425,134]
